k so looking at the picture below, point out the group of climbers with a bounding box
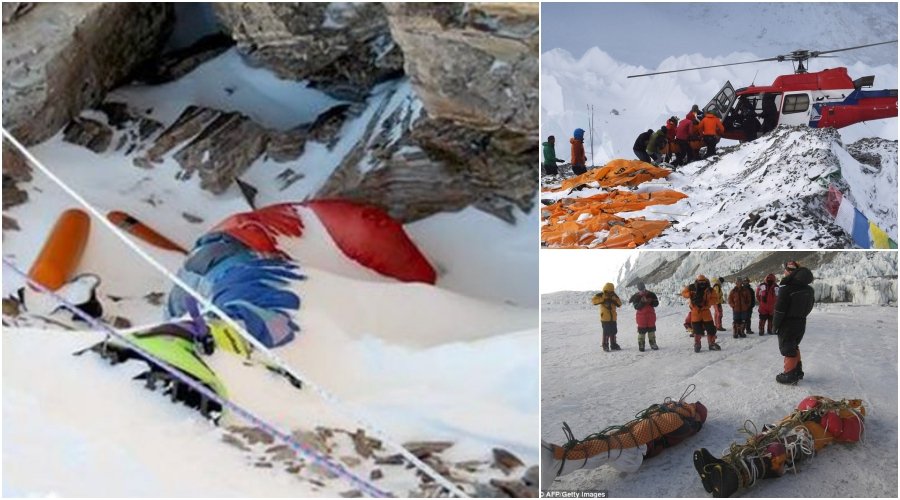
[632,104,726,167]
[593,260,814,385]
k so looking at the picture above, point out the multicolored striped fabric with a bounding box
[167,208,306,348]
[825,185,897,249]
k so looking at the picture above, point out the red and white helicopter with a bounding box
[629,40,898,141]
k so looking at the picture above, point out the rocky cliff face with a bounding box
[3,2,539,222]
[385,3,538,137]
[2,3,173,145]
[212,2,404,101]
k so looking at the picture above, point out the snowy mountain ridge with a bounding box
[542,251,897,309]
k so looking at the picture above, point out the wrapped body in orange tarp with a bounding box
[547,190,687,216]
[541,190,686,248]
[556,159,671,191]
[594,219,672,249]
[542,214,628,247]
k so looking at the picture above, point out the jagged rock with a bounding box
[522,465,539,487]
[62,117,113,153]
[492,448,524,475]
[143,292,165,306]
[385,3,537,136]
[265,444,297,462]
[228,425,274,445]
[221,433,251,452]
[142,106,222,163]
[374,454,405,466]
[403,441,453,459]
[137,33,235,84]
[292,429,330,454]
[2,215,20,232]
[2,3,173,145]
[267,127,309,163]
[172,111,269,194]
[2,297,21,317]
[340,456,361,468]
[212,3,403,100]
[455,460,484,473]
[339,490,363,498]
[2,140,31,182]
[350,429,381,459]
[369,469,383,481]
[2,3,35,24]
[489,478,537,498]
[2,180,28,211]
[308,104,352,149]
[110,316,132,329]
[182,212,204,224]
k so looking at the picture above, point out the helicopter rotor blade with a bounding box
[812,39,898,57]
[627,57,781,78]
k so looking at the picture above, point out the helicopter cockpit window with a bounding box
[782,94,810,114]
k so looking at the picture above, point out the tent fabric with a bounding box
[556,159,672,191]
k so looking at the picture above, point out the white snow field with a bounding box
[541,302,898,497]
[2,40,537,496]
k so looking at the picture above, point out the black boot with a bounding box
[694,343,702,353]
[798,361,804,380]
[650,343,659,350]
[611,342,622,351]
[693,448,738,497]
[775,369,800,385]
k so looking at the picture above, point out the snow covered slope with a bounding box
[540,126,898,248]
[541,301,898,497]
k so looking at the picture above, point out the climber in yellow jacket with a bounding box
[592,282,622,352]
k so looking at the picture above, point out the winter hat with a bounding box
[784,260,800,271]
[660,125,668,131]
[647,128,654,134]
[603,282,615,292]
[717,277,724,283]
[766,273,776,283]
[637,282,646,291]
[691,104,700,113]
[548,135,555,142]
[574,128,585,140]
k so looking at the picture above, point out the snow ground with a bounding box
[2,39,538,496]
[541,302,898,497]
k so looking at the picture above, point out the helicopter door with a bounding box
[703,81,737,118]
[778,92,812,126]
